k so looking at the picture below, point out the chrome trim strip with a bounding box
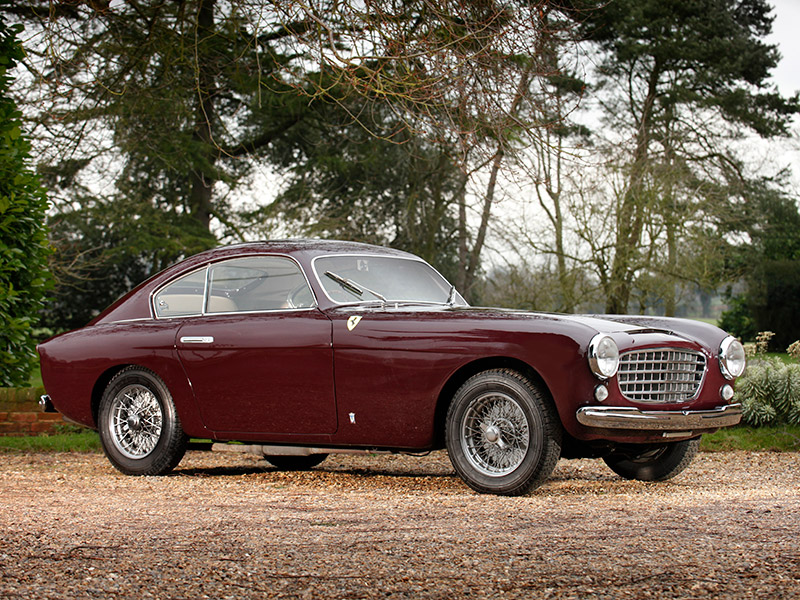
[151,306,320,321]
[105,317,153,324]
[210,444,390,456]
[150,253,319,320]
[576,403,742,431]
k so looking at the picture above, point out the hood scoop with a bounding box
[626,327,675,336]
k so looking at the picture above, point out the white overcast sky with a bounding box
[759,0,800,189]
[768,0,800,97]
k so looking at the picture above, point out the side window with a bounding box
[153,269,207,318]
[207,256,314,313]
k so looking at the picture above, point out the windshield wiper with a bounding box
[324,271,387,302]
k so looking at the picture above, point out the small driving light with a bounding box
[721,384,735,402]
[719,336,746,380]
[588,334,620,379]
[594,385,609,402]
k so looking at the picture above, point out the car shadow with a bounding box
[174,449,454,478]
[169,451,671,498]
[175,463,458,480]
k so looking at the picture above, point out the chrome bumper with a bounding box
[576,403,742,432]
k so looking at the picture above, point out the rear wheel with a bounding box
[98,367,188,476]
[446,369,561,496]
[264,454,328,471]
[603,438,700,481]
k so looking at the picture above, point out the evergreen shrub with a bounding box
[736,334,800,426]
[0,23,51,386]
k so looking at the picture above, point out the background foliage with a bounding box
[738,357,800,426]
[0,22,50,386]
[1,1,799,345]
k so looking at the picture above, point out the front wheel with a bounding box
[98,366,188,476]
[446,369,562,496]
[603,438,700,482]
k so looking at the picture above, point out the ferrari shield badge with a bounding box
[347,315,362,331]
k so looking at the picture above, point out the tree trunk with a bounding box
[552,189,574,312]
[456,65,534,301]
[663,191,678,317]
[456,179,468,293]
[461,149,503,299]
[188,0,219,231]
[605,62,662,313]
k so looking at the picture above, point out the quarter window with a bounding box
[153,269,207,318]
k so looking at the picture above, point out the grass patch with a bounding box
[700,425,800,452]
[691,317,719,326]
[0,427,101,453]
[1,426,798,455]
[762,352,794,365]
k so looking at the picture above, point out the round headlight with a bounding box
[588,334,619,379]
[719,336,746,379]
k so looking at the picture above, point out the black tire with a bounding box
[445,369,562,496]
[603,438,700,482]
[98,366,188,476]
[264,454,328,471]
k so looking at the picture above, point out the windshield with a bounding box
[314,255,465,305]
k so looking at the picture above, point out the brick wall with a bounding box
[0,387,68,436]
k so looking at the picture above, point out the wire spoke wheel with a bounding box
[446,369,561,496]
[99,367,188,476]
[109,384,164,459]
[461,392,530,477]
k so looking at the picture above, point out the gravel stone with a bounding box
[0,450,798,599]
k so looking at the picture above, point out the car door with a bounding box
[326,305,469,448]
[167,256,336,435]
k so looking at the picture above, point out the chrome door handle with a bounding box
[179,336,214,344]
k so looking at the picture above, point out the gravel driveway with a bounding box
[1,449,798,599]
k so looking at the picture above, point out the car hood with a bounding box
[433,306,728,349]
[555,314,671,334]
[440,306,669,333]
[339,303,723,342]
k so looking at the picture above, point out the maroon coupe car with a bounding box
[37,240,745,495]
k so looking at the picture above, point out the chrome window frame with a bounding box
[150,254,318,319]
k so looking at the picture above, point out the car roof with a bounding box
[88,239,422,324]
[188,239,417,263]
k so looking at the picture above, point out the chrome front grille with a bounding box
[617,348,706,403]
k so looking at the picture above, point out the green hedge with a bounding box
[0,23,51,386]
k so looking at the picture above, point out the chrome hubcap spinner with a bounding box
[461,393,530,477]
[109,384,163,460]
